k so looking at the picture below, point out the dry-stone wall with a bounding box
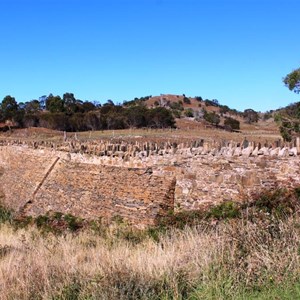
[26,162,175,226]
[1,137,300,225]
[0,146,175,226]
[173,156,300,210]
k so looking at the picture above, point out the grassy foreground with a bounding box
[1,191,300,299]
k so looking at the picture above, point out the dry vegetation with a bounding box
[1,119,281,145]
[1,197,300,299]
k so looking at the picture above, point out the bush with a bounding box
[208,201,241,220]
[263,112,273,120]
[219,105,230,114]
[63,214,84,232]
[243,108,259,123]
[204,111,220,125]
[183,97,191,104]
[224,117,240,130]
[169,101,184,111]
[172,110,181,118]
[280,125,292,142]
[205,99,219,107]
[251,188,300,218]
[146,107,176,128]
[184,108,194,117]
[0,205,13,224]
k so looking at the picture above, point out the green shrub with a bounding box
[13,215,33,229]
[208,201,241,220]
[252,189,300,218]
[172,109,181,118]
[158,210,206,229]
[204,111,220,125]
[169,101,184,111]
[54,279,81,300]
[280,125,292,142]
[63,214,83,232]
[184,108,194,117]
[0,205,13,224]
[35,215,50,228]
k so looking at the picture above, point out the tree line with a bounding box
[0,93,175,131]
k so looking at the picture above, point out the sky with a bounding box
[0,0,300,112]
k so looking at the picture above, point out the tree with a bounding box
[219,105,230,115]
[81,101,96,112]
[146,107,176,128]
[204,99,219,107]
[1,95,19,121]
[104,99,115,106]
[277,68,300,140]
[46,95,64,113]
[279,121,293,142]
[63,93,77,114]
[243,109,259,124]
[39,95,48,110]
[84,111,102,131]
[124,106,147,128]
[283,68,300,93]
[24,100,41,114]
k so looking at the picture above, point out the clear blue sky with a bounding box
[1,0,299,112]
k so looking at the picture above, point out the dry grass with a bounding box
[0,213,300,299]
[1,122,281,145]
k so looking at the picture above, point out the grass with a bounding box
[0,189,300,299]
[2,122,281,144]
[0,219,299,299]
[0,214,299,298]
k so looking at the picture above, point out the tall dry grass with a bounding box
[0,214,300,299]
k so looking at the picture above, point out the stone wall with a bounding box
[1,137,300,159]
[25,162,175,226]
[173,156,300,211]
[1,139,300,226]
[0,146,175,226]
[0,146,56,211]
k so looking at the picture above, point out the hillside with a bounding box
[129,93,280,137]
[0,92,290,142]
